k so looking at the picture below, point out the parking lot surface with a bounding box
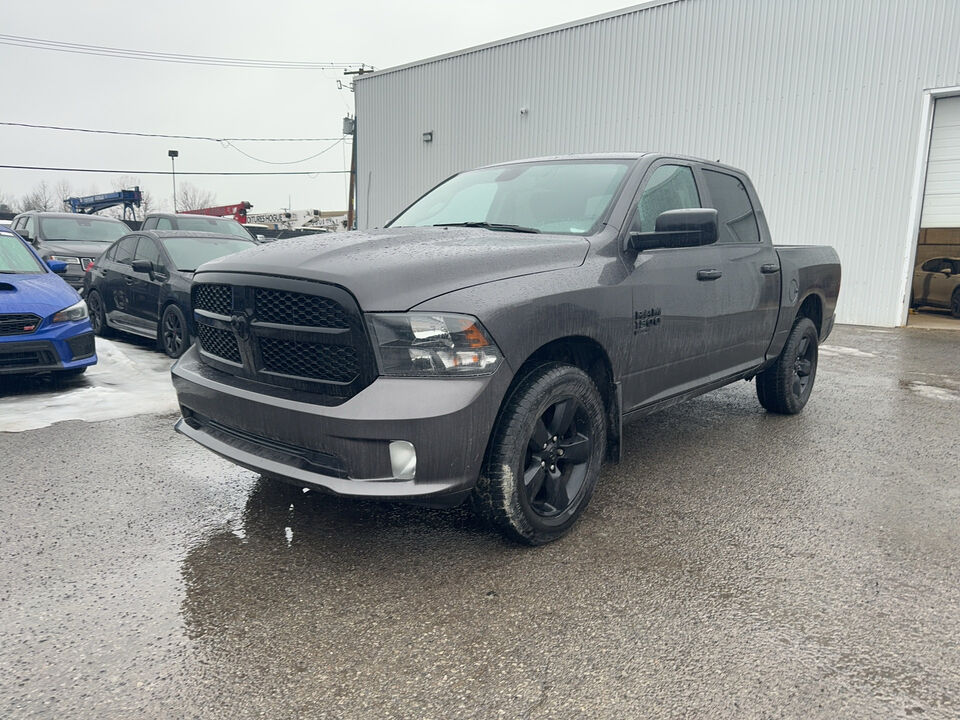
[1,325,959,719]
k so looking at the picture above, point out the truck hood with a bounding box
[195,227,589,310]
[39,240,113,259]
[0,271,81,319]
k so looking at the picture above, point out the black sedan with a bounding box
[83,230,256,357]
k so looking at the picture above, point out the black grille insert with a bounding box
[197,323,242,363]
[192,283,232,316]
[191,275,376,400]
[254,288,349,328]
[259,337,359,383]
[0,313,41,336]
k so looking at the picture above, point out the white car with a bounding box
[912,257,960,317]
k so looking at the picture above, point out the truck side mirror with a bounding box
[628,208,719,251]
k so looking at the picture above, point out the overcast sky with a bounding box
[1,0,636,217]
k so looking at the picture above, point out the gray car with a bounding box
[9,211,130,293]
[912,256,960,317]
[171,153,841,544]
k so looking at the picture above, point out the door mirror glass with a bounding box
[629,208,719,251]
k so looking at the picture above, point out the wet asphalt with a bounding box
[1,325,959,719]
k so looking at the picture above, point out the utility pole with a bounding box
[343,66,372,230]
[168,149,179,212]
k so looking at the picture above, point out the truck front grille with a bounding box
[0,313,41,336]
[193,283,232,316]
[191,276,377,403]
[259,337,359,382]
[254,288,350,328]
[196,323,242,364]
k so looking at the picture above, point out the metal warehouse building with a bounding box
[354,0,960,327]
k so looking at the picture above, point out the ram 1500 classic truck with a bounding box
[171,153,841,544]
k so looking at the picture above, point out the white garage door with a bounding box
[921,95,960,228]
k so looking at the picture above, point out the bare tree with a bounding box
[176,183,216,212]
[53,179,73,212]
[0,189,13,214]
[17,182,54,212]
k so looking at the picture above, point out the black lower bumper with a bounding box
[171,346,513,506]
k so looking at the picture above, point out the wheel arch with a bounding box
[797,292,824,338]
[493,335,621,464]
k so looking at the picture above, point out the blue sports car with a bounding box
[0,226,98,377]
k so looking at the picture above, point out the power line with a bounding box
[223,138,346,165]
[0,34,370,70]
[0,121,345,143]
[0,164,348,176]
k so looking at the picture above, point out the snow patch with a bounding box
[0,338,178,432]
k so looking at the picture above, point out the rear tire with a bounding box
[951,289,960,318]
[471,363,606,545]
[86,290,111,337]
[756,316,819,415]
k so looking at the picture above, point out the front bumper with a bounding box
[0,321,97,375]
[171,345,513,506]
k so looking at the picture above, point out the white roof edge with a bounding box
[355,0,686,82]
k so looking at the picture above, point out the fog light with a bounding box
[389,441,416,480]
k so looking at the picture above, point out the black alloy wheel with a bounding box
[522,397,592,518]
[756,316,819,415]
[791,333,815,400]
[472,363,606,544]
[86,291,110,337]
[160,305,188,358]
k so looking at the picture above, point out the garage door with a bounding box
[921,95,960,227]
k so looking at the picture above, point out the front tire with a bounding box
[756,316,819,415]
[159,304,189,358]
[472,363,606,545]
[951,289,960,318]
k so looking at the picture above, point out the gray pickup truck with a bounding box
[171,153,841,544]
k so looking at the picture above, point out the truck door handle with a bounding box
[697,269,722,281]
[124,277,135,285]
[760,263,780,274]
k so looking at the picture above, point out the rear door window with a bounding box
[156,218,174,230]
[702,169,760,244]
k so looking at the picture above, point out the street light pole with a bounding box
[168,150,179,212]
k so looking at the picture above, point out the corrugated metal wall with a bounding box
[355,0,960,327]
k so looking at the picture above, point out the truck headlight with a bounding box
[48,255,81,265]
[51,300,88,324]
[366,313,502,376]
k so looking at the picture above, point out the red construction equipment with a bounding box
[181,202,253,224]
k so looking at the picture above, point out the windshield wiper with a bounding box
[433,221,540,234]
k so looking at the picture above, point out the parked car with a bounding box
[141,213,258,241]
[83,230,256,358]
[171,153,841,544]
[0,226,97,377]
[8,211,130,293]
[912,256,960,317]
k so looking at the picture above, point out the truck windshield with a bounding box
[173,216,254,239]
[389,160,632,235]
[0,232,45,274]
[160,236,255,272]
[38,217,128,243]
